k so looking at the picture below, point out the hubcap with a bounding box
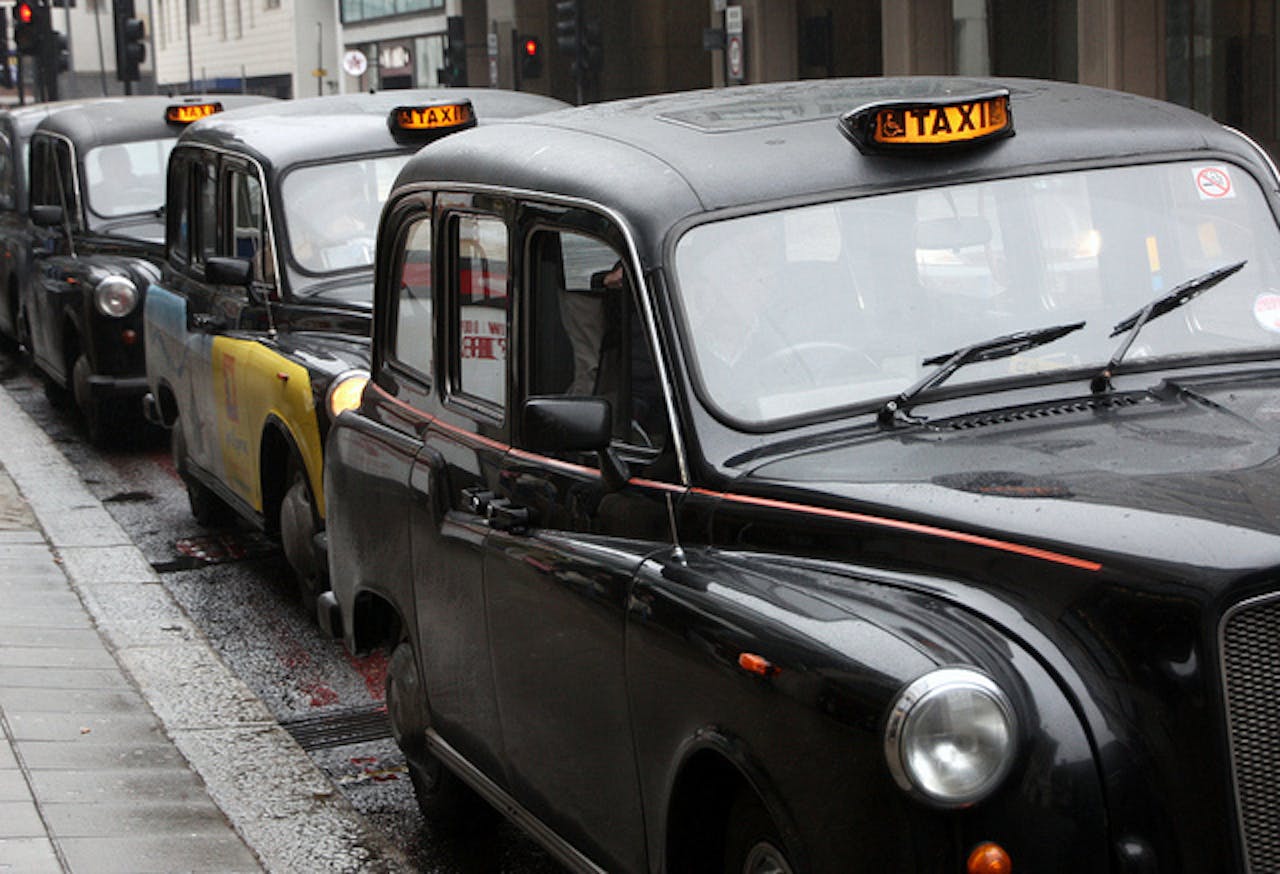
[743,841,793,874]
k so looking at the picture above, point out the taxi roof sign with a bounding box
[839,90,1013,154]
[388,100,477,139]
[166,102,224,125]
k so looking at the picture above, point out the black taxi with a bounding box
[0,99,111,351]
[142,90,566,603]
[324,77,1280,873]
[23,95,271,443]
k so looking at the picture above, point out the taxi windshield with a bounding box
[83,138,176,219]
[673,160,1280,426]
[280,154,408,278]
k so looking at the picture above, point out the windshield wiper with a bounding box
[1090,260,1246,393]
[878,321,1086,428]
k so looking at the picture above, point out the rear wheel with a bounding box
[385,642,494,830]
[172,416,232,526]
[724,792,795,874]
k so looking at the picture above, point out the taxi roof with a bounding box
[395,77,1268,257]
[32,94,275,149]
[178,88,568,172]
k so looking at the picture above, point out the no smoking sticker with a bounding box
[1254,293,1280,333]
[1193,165,1235,200]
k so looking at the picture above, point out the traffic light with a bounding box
[13,1,38,54]
[554,0,580,57]
[112,0,145,83]
[50,28,66,73]
[520,35,541,79]
[437,15,465,87]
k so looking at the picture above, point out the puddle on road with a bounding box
[151,530,279,572]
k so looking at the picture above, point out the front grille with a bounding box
[1220,593,1280,872]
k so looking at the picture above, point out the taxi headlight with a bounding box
[884,668,1017,807]
[326,370,369,419]
[94,275,139,318]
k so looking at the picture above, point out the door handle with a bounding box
[460,487,494,516]
[190,312,224,332]
[487,498,531,534]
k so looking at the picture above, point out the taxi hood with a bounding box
[736,370,1280,575]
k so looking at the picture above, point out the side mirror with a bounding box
[30,204,64,228]
[522,396,631,491]
[523,395,611,452]
[205,256,253,288]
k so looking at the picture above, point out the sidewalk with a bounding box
[0,385,403,873]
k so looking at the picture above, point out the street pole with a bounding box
[93,0,106,95]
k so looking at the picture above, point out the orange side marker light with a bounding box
[967,842,1012,874]
[738,653,779,677]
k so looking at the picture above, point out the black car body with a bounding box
[0,99,113,350]
[142,89,566,600]
[324,77,1280,873]
[23,95,271,443]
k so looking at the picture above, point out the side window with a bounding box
[52,140,79,228]
[453,214,508,409]
[228,168,274,284]
[30,137,79,228]
[197,160,218,263]
[0,133,14,210]
[528,229,666,452]
[168,156,192,265]
[393,216,433,378]
[28,138,52,208]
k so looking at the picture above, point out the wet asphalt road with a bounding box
[0,347,563,874]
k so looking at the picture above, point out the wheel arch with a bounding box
[350,588,407,656]
[258,415,304,535]
[663,730,806,874]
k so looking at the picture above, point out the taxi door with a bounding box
[181,155,279,508]
[25,132,81,383]
[397,197,509,786]
[481,219,672,872]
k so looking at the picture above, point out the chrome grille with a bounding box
[1221,593,1280,872]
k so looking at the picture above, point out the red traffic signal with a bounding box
[519,34,542,79]
[16,2,32,23]
[14,1,43,55]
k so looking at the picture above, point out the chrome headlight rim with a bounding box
[94,274,140,318]
[884,666,1018,809]
[325,368,370,419]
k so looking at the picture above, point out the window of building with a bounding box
[339,0,442,25]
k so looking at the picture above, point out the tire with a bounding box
[72,354,112,447]
[385,642,494,830]
[172,416,232,526]
[279,458,324,608]
[723,792,795,874]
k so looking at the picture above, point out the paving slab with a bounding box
[0,836,63,873]
[58,834,262,874]
[0,799,46,838]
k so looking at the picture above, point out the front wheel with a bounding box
[72,354,112,446]
[724,792,795,874]
[280,458,324,608]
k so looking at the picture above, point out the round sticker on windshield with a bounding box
[1254,293,1280,333]
[1193,165,1235,200]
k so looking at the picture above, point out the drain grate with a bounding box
[151,531,279,572]
[281,704,392,751]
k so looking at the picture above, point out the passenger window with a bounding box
[453,214,508,409]
[52,140,79,229]
[229,170,273,284]
[169,157,192,265]
[529,229,666,452]
[394,217,433,378]
[0,134,14,210]
[197,161,218,263]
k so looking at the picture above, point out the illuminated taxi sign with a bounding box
[839,90,1013,154]
[166,102,224,125]
[388,101,477,138]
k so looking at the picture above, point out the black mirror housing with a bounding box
[522,395,612,453]
[205,256,253,288]
[30,205,64,227]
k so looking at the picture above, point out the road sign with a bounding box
[342,49,367,77]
